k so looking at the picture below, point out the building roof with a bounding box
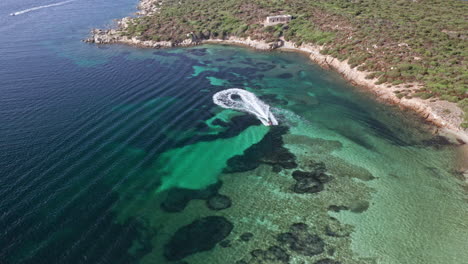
[267,15,292,18]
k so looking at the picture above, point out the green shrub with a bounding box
[440,94,459,103]
[376,77,387,85]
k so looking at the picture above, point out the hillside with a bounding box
[104,0,468,128]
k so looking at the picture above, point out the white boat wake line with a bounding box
[213,88,278,126]
[10,0,73,16]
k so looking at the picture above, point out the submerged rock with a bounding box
[293,177,324,193]
[206,194,232,211]
[164,216,234,261]
[272,164,283,173]
[349,200,370,213]
[259,94,288,106]
[315,258,341,264]
[176,114,262,149]
[240,232,254,242]
[327,205,349,212]
[212,118,229,127]
[325,225,350,238]
[291,165,331,194]
[277,223,325,256]
[160,182,222,212]
[249,246,290,263]
[276,73,293,79]
[420,135,455,149]
[325,217,351,237]
[186,48,207,56]
[254,62,276,71]
[219,239,232,248]
[224,126,297,173]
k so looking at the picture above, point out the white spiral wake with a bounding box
[213,88,278,126]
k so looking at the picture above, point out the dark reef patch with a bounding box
[219,240,232,248]
[321,95,409,146]
[249,246,290,263]
[272,164,283,173]
[240,232,254,242]
[276,73,293,79]
[186,48,208,56]
[164,216,233,261]
[277,223,325,256]
[420,135,455,149]
[195,121,209,131]
[211,118,229,127]
[336,128,376,151]
[176,114,261,148]
[325,225,350,237]
[254,62,276,71]
[291,162,331,194]
[238,58,276,71]
[224,126,297,173]
[259,94,288,106]
[160,182,222,212]
[324,224,350,238]
[152,51,190,60]
[315,258,342,264]
[206,194,232,211]
[349,200,370,213]
[327,205,349,212]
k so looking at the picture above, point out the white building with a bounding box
[265,15,292,26]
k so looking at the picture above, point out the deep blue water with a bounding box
[0,1,151,263]
[1,1,467,264]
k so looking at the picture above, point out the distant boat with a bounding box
[9,1,72,17]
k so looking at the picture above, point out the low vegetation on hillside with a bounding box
[122,0,467,127]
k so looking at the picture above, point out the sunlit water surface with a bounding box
[1,1,467,263]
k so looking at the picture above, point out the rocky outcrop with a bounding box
[291,164,332,194]
[136,0,162,16]
[164,216,234,261]
[206,194,232,211]
[277,223,326,256]
[205,37,283,50]
[84,29,199,48]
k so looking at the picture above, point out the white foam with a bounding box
[10,0,73,16]
[213,88,278,126]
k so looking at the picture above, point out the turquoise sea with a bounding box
[1,1,467,263]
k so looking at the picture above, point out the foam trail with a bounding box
[10,0,73,16]
[213,88,278,126]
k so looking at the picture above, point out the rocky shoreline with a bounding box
[83,0,468,145]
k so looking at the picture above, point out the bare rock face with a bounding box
[118,17,132,29]
[84,29,119,44]
[137,0,161,16]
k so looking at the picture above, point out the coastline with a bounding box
[85,31,468,144]
[206,38,467,141]
[83,0,467,145]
